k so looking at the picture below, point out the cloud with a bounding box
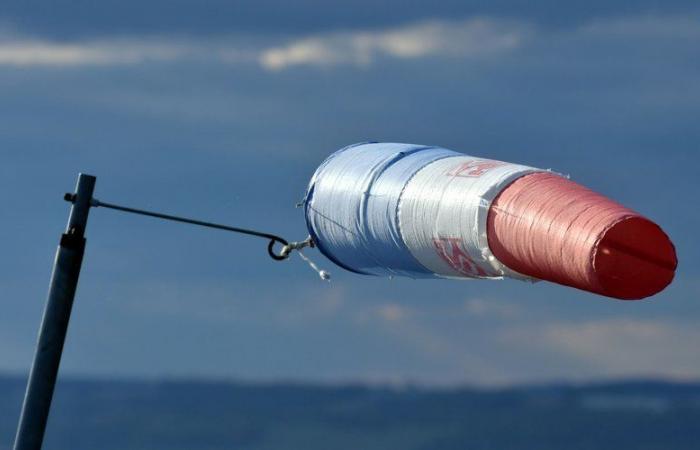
[259,18,532,70]
[502,318,700,379]
[464,298,520,318]
[376,303,409,322]
[2,14,696,70]
[257,13,700,71]
[0,32,265,68]
[0,38,196,67]
[0,18,531,69]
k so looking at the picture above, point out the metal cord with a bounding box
[64,194,290,260]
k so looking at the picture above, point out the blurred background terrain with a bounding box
[2,377,700,450]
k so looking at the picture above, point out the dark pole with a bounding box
[13,174,96,450]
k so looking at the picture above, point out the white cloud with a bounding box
[464,298,520,318]
[0,38,194,67]
[502,318,700,379]
[259,18,533,70]
[0,14,697,71]
[376,303,409,322]
[0,19,531,70]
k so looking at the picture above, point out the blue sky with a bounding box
[0,1,698,386]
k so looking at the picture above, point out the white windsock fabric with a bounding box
[304,142,544,280]
[398,156,541,279]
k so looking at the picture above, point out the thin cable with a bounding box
[64,194,290,260]
[298,250,331,281]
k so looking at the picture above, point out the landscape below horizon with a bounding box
[1,375,699,450]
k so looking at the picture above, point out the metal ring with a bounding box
[267,238,290,261]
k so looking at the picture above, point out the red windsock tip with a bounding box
[487,172,677,300]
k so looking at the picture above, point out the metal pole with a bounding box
[13,174,96,450]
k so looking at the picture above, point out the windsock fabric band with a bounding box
[304,142,543,279]
[487,172,677,299]
[398,156,541,279]
[304,143,458,277]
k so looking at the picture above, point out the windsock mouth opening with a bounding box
[593,216,677,300]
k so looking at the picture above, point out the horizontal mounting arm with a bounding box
[64,193,292,261]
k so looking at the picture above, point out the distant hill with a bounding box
[1,376,699,450]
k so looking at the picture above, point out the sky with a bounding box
[0,1,698,386]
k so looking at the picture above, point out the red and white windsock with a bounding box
[303,143,677,299]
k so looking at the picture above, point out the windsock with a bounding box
[303,142,677,299]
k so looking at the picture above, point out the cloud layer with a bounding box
[1,14,697,71]
[259,18,531,70]
[0,38,197,66]
[502,318,700,379]
[0,18,530,69]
